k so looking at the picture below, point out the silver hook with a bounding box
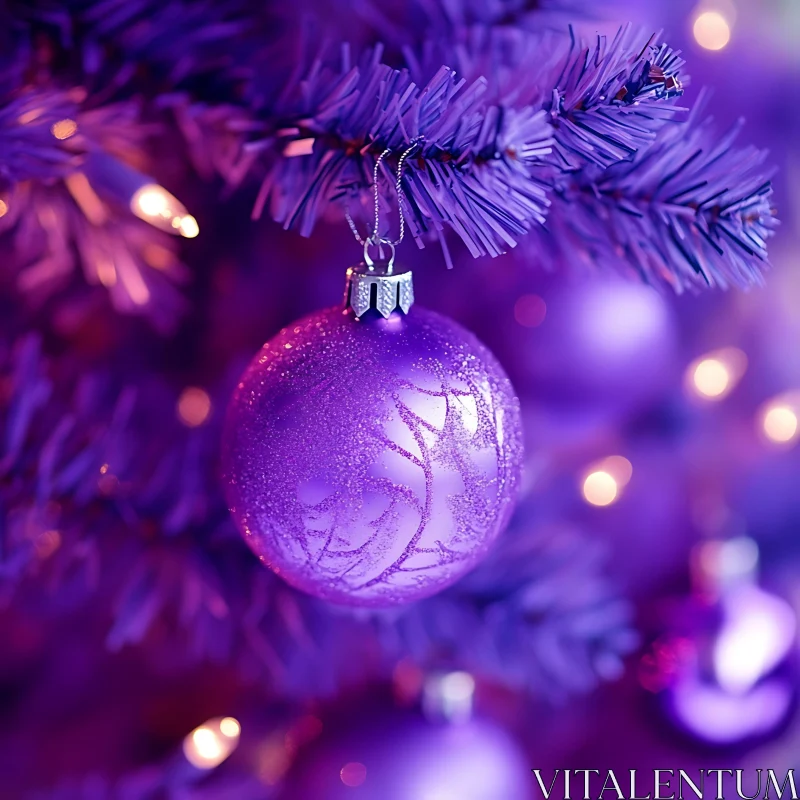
[344,136,424,264]
[363,239,396,271]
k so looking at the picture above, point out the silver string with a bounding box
[344,136,424,248]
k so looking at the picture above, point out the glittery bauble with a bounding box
[222,304,523,607]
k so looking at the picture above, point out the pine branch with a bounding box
[247,45,554,261]
[408,26,686,167]
[545,26,685,170]
[0,336,133,602]
[236,26,686,263]
[534,101,777,290]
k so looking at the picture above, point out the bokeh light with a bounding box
[424,671,476,722]
[219,717,241,737]
[582,471,619,507]
[34,529,61,560]
[686,348,747,401]
[131,184,199,238]
[182,716,241,769]
[763,406,798,443]
[693,10,732,51]
[695,537,760,589]
[51,119,78,140]
[178,215,200,238]
[513,294,546,328]
[581,456,633,507]
[340,762,367,787]
[691,359,730,397]
[713,584,797,694]
[760,394,800,445]
[177,387,212,427]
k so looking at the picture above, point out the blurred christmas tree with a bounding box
[0,0,795,797]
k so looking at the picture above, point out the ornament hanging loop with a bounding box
[363,238,396,271]
[345,136,424,264]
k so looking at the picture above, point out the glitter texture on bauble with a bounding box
[222,263,523,608]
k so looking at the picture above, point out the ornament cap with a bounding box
[345,260,414,319]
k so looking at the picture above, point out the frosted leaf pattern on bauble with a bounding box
[222,304,523,608]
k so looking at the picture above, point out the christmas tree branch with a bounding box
[247,45,554,260]
[244,27,686,264]
[545,26,685,170]
[533,100,777,289]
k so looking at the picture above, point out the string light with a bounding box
[182,716,241,769]
[581,456,633,507]
[759,392,800,445]
[685,348,747,401]
[177,387,212,427]
[131,184,199,238]
[693,10,732,51]
[219,717,241,737]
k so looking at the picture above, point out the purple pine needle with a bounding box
[536,98,777,289]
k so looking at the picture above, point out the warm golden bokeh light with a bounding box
[581,455,632,507]
[686,348,747,401]
[182,717,241,769]
[219,717,241,737]
[131,184,199,238]
[135,187,169,217]
[693,358,730,397]
[0,197,7,218]
[51,119,78,140]
[693,10,731,50]
[177,387,212,427]
[582,471,619,507]
[761,401,800,445]
[178,215,200,238]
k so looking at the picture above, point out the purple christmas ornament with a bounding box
[278,707,532,800]
[523,278,677,410]
[222,261,523,608]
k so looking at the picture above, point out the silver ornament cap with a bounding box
[344,259,414,319]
